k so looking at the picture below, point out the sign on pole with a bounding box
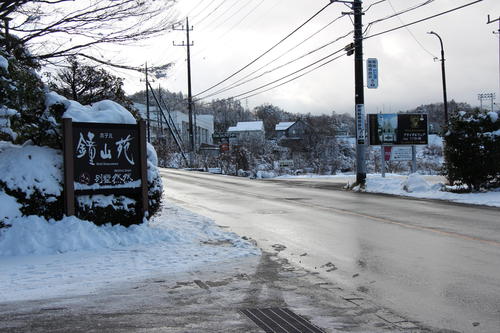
[356,104,366,145]
[367,58,378,89]
[384,146,413,161]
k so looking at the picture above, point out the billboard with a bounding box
[368,114,428,145]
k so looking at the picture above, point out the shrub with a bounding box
[444,111,500,191]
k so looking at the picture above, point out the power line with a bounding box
[183,0,208,18]
[193,0,228,26]
[364,0,483,40]
[199,0,247,31]
[190,0,218,21]
[214,0,267,43]
[386,0,437,58]
[228,0,484,102]
[193,1,334,97]
[197,13,349,97]
[235,52,347,101]
[197,29,353,100]
[191,0,257,58]
[363,0,435,35]
[211,46,346,101]
[364,0,386,13]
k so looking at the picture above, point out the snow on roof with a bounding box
[275,121,295,131]
[228,121,264,132]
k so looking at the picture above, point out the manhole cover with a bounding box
[241,307,325,333]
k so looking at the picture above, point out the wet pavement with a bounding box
[0,251,435,332]
[162,169,500,332]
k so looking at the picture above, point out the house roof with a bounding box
[275,121,295,131]
[228,121,264,132]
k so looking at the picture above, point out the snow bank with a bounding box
[0,191,21,221]
[403,173,440,192]
[488,111,498,123]
[0,55,8,72]
[0,143,62,197]
[0,198,259,301]
[0,215,182,257]
[365,174,500,207]
[256,170,277,179]
[46,92,136,124]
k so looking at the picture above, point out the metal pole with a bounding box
[145,63,151,143]
[411,145,417,174]
[354,0,366,186]
[428,31,448,124]
[381,147,385,178]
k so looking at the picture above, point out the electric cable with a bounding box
[386,0,437,58]
[193,0,228,26]
[363,0,435,35]
[193,1,334,97]
[364,0,386,13]
[198,30,353,100]
[364,0,483,40]
[199,0,247,31]
[190,0,258,58]
[226,0,484,102]
[196,46,346,101]
[190,0,218,21]
[196,13,349,96]
[235,52,348,101]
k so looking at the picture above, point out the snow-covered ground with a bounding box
[0,197,259,302]
[276,173,500,207]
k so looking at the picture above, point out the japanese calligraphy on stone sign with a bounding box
[72,123,141,189]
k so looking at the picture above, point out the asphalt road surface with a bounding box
[162,169,500,333]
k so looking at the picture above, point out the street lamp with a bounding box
[428,31,449,124]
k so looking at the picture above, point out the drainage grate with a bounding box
[241,307,325,333]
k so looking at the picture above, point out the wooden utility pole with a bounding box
[173,17,195,153]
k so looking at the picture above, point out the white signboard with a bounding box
[367,58,378,89]
[389,146,412,161]
[279,160,294,168]
[356,104,366,145]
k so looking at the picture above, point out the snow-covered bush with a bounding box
[444,110,500,190]
[0,143,64,229]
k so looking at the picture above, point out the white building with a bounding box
[134,103,214,145]
[227,121,265,143]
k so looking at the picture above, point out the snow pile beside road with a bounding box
[0,197,259,301]
[365,174,500,207]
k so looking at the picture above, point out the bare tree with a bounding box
[2,0,178,71]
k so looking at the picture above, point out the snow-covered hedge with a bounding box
[444,111,500,190]
[0,93,163,227]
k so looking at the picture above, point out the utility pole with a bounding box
[334,0,366,186]
[353,0,366,186]
[487,15,500,101]
[145,63,151,143]
[173,17,195,153]
[428,31,448,124]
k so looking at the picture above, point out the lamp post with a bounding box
[428,31,449,124]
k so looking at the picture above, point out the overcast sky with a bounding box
[118,0,500,116]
